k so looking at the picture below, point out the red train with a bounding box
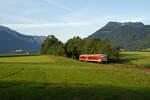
[79,54,108,63]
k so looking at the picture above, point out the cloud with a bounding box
[120,17,146,22]
[2,22,91,28]
[0,15,38,23]
[42,0,73,12]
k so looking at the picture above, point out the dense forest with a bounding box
[41,35,120,61]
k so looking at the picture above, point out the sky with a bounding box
[1,0,150,42]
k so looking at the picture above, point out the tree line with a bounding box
[40,35,120,61]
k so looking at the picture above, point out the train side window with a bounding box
[88,56,97,59]
[80,56,86,59]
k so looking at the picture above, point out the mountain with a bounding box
[86,22,150,50]
[0,25,46,54]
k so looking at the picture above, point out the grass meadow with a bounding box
[120,52,150,68]
[0,52,150,100]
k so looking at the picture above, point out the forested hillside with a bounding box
[86,22,150,51]
[0,25,46,54]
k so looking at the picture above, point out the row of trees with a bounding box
[40,35,120,61]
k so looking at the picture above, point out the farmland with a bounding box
[0,52,150,100]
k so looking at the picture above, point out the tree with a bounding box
[109,46,120,61]
[83,38,101,54]
[40,35,66,56]
[65,36,84,59]
[41,35,120,61]
[40,35,57,54]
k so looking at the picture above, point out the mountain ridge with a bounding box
[86,22,150,50]
[0,25,46,54]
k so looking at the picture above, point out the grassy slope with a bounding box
[120,52,150,68]
[0,54,150,100]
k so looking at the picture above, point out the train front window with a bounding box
[101,56,107,59]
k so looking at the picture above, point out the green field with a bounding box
[120,52,150,68]
[0,52,150,100]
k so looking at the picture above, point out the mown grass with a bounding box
[0,54,150,100]
[0,54,40,57]
[120,51,150,68]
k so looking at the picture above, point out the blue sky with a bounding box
[1,0,150,42]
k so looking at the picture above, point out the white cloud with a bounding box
[121,17,146,22]
[42,0,73,12]
[2,22,91,28]
[0,15,38,23]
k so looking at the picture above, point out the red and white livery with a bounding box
[79,54,108,63]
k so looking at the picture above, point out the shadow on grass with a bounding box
[0,81,150,100]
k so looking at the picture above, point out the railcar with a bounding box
[79,54,108,63]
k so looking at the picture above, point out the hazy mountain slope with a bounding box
[0,25,46,54]
[86,22,150,50]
